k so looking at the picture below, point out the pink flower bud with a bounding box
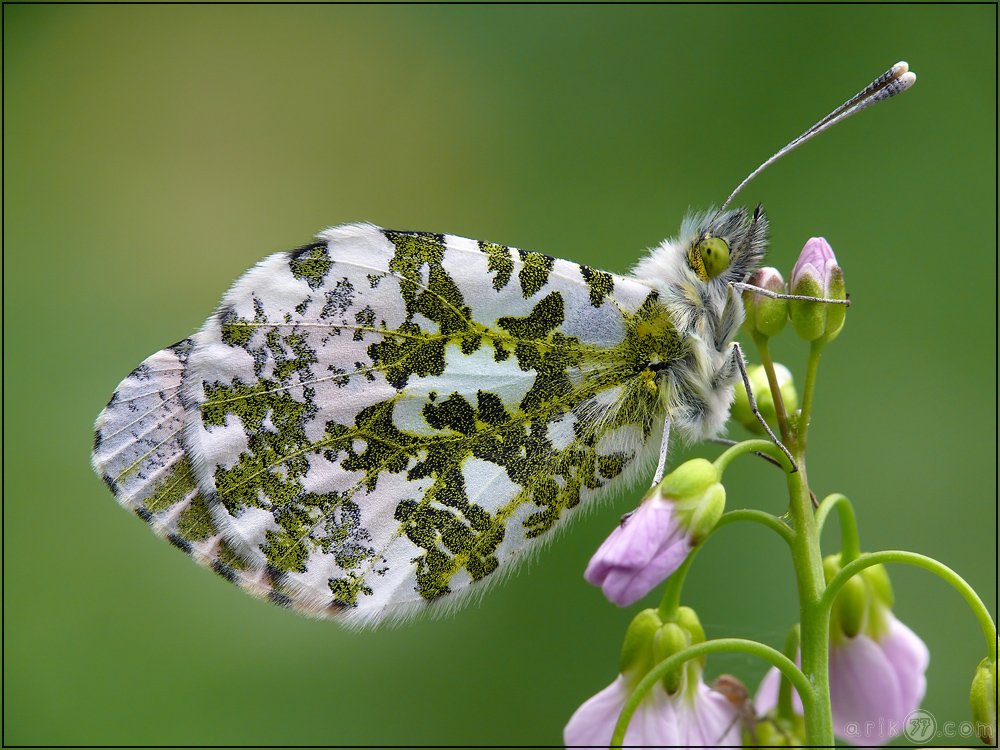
[791,237,839,294]
[584,460,724,607]
[789,237,847,342]
[584,493,693,607]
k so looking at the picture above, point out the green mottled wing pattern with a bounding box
[93,223,682,625]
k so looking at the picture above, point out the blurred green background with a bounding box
[4,5,995,746]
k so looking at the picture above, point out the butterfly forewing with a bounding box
[95,223,680,625]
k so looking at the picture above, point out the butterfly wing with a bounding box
[94,223,682,625]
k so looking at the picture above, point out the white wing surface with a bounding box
[94,223,683,625]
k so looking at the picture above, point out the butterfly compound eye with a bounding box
[699,237,730,279]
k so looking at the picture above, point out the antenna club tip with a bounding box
[893,61,910,75]
[900,71,917,89]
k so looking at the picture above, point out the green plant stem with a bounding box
[657,550,696,622]
[797,339,825,450]
[815,493,861,563]
[777,625,802,721]
[610,638,813,748]
[820,550,997,661]
[753,333,792,443]
[658,507,793,621]
[785,459,834,745]
[716,508,794,544]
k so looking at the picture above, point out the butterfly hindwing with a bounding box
[95,223,683,625]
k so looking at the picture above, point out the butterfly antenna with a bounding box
[715,61,917,217]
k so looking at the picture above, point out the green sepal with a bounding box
[861,564,894,639]
[822,266,847,342]
[825,553,867,640]
[619,608,663,681]
[754,295,789,339]
[863,561,894,608]
[675,605,706,647]
[835,572,868,640]
[657,458,719,501]
[653,622,690,694]
[970,652,997,746]
[687,482,725,545]
[666,460,725,545]
[789,276,825,341]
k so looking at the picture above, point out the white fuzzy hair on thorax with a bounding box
[630,206,769,444]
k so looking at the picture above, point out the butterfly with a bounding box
[92,62,914,626]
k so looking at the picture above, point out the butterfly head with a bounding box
[633,205,769,300]
[683,205,769,288]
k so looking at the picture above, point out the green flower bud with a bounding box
[825,553,870,641]
[789,237,847,342]
[675,605,706,647]
[619,608,663,680]
[661,460,725,545]
[654,622,690,694]
[686,482,725,545]
[742,267,789,340]
[732,363,797,436]
[657,458,720,500]
[834,572,868,639]
[863,562,894,608]
[754,713,806,747]
[970,653,997,746]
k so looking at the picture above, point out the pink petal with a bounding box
[754,617,928,746]
[630,688,681,747]
[564,676,630,748]
[878,615,929,716]
[791,237,835,289]
[584,499,691,607]
[829,634,905,743]
[585,503,661,576]
[682,681,741,746]
[754,665,804,716]
[564,677,742,748]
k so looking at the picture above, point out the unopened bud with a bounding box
[654,622,690,694]
[619,608,662,679]
[789,237,847,342]
[742,267,789,339]
[970,653,997,746]
[732,363,797,436]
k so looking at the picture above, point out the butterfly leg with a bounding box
[731,281,850,306]
[731,341,797,472]
[651,416,671,488]
[705,437,784,469]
